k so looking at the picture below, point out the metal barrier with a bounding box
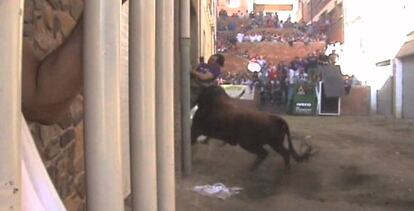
[83,0,125,210]
[0,1,24,210]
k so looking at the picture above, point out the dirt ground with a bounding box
[176,115,414,211]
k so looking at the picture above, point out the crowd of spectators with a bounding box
[235,30,327,46]
[218,9,332,33]
[217,48,354,106]
[214,9,356,107]
[217,9,330,48]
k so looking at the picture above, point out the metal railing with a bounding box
[1,0,181,210]
[0,1,24,210]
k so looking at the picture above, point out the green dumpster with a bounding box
[289,82,317,115]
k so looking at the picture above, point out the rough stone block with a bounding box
[57,172,74,199]
[73,122,84,163]
[57,150,72,173]
[25,0,80,60]
[45,0,61,10]
[55,11,76,37]
[73,156,85,174]
[59,0,71,11]
[63,193,84,211]
[58,111,74,130]
[45,137,61,160]
[68,0,83,21]
[46,165,57,185]
[42,0,54,30]
[28,123,44,149]
[33,0,44,10]
[39,124,64,145]
[60,129,75,148]
[24,0,34,24]
[74,171,85,199]
[33,11,54,55]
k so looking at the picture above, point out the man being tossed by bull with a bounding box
[190,54,225,107]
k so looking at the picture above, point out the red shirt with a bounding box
[269,69,278,80]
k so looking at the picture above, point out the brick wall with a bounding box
[341,86,370,116]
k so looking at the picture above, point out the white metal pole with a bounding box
[129,0,158,210]
[394,59,403,119]
[156,0,176,209]
[180,0,192,176]
[0,1,24,210]
[83,0,124,210]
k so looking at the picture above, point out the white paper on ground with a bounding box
[193,183,243,200]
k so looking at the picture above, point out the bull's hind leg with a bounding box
[242,146,269,171]
[270,144,291,170]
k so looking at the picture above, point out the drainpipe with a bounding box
[83,0,124,210]
[156,0,176,210]
[0,1,24,210]
[394,59,403,119]
[180,0,192,176]
[129,0,158,210]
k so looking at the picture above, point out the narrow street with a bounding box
[177,116,414,211]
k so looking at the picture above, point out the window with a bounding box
[227,0,240,8]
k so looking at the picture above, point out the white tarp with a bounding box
[22,117,66,211]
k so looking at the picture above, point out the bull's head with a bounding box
[196,85,229,108]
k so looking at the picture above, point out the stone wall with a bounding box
[24,1,85,210]
[23,1,133,209]
[24,0,83,60]
[28,95,85,211]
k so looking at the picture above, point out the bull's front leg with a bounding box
[249,147,269,171]
[191,123,202,145]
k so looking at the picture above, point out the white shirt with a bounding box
[250,35,256,42]
[288,69,296,85]
[236,33,244,43]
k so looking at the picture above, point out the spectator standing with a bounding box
[236,32,244,43]
[328,50,339,65]
[286,65,297,108]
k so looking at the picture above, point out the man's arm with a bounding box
[22,18,83,124]
[22,0,127,124]
[191,69,214,81]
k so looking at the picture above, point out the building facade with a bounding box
[198,0,217,63]
[217,0,250,16]
[395,33,414,119]
[298,0,344,43]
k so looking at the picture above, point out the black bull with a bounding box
[191,85,313,170]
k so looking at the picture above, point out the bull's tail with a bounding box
[283,121,312,162]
